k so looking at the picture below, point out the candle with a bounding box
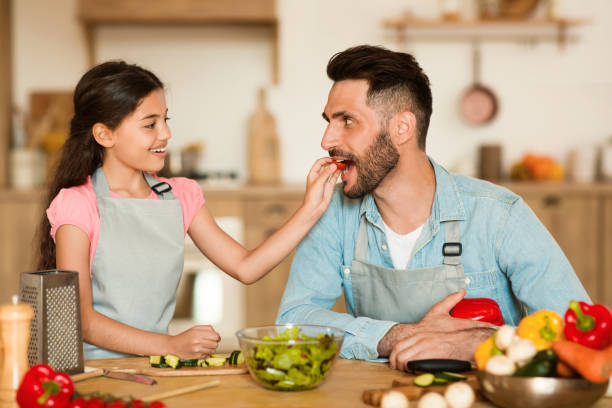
[0,295,34,407]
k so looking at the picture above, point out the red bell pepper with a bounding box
[450,297,504,326]
[564,300,612,350]
[16,364,74,408]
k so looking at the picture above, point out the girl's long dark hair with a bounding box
[37,61,164,269]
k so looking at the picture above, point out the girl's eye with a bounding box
[164,117,171,122]
[145,122,155,129]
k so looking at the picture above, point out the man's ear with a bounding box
[392,111,417,146]
[92,123,115,148]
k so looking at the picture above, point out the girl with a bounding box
[37,61,340,360]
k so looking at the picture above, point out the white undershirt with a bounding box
[382,221,425,269]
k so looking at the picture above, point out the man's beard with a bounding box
[331,130,399,199]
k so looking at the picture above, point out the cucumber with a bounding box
[164,354,181,369]
[181,359,199,367]
[433,377,449,385]
[205,357,226,367]
[150,363,170,368]
[514,360,555,377]
[149,355,163,365]
[210,354,226,359]
[197,359,208,367]
[435,371,468,382]
[228,350,244,365]
[414,373,435,387]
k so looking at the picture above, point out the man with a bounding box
[276,45,590,371]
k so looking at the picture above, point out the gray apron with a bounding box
[351,215,465,323]
[84,167,184,359]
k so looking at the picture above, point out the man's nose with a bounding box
[321,124,338,152]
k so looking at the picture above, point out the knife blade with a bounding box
[103,370,157,385]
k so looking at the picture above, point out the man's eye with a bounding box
[344,117,354,126]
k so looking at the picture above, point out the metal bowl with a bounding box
[477,371,608,408]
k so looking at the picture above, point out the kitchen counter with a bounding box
[78,357,612,407]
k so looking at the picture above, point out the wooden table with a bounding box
[77,357,612,407]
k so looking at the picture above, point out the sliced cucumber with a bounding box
[151,363,170,368]
[164,354,181,369]
[149,355,163,365]
[414,373,435,387]
[205,357,226,367]
[228,350,244,365]
[433,377,449,385]
[197,359,208,367]
[435,371,468,382]
[181,359,199,367]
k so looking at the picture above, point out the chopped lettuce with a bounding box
[246,327,340,391]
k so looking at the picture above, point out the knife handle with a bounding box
[406,359,472,373]
[71,368,105,382]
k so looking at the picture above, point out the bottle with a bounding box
[0,295,34,408]
[248,88,281,185]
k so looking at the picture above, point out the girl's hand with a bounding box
[301,157,341,220]
[169,325,221,359]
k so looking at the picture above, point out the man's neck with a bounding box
[372,152,436,235]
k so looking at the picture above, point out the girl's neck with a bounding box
[101,161,152,199]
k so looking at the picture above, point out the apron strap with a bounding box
[442,220,462,266]
[143,172,176,200]
[354,214,369,262]
[91,167,111,197]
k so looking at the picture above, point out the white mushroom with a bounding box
[444,382,475,408]
[494,325,516,351]
[506,338,537,365]
[381,390,410,408]
[485,354,516,376]
[418,392,448,408]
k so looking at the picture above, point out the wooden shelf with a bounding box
[383,17,590,48]
[78,0,280,83]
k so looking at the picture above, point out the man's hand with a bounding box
[389,327,494,370]
[377,289,496,368]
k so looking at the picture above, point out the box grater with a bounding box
[19,270,84,374]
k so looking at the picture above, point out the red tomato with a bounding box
[332,160,347,170]
[129,400,147,408]
[87,397,105,408]
[69,397,89,408]
[106,399,127,408]
[148,402,166,408]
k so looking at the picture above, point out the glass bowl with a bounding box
[236,324,344,391]
[477,371,609,408]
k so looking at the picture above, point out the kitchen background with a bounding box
[1,0,612,351]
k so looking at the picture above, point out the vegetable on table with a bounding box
[516,310,564,350]
[552,340,612,383]
[451,298,504,326]
[513,349,557,377]
[380,390,410,408]
[417,392,448,408]
[564,300,612,350]
[16,364,74,408]
[474,334,503,371]
[444,382,475,408]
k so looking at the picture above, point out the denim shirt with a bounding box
[276,158,590,360]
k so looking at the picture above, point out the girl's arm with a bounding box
[188,157,340,284]
[56,224,220,359]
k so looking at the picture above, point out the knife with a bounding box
[406,359,472,373]
[102,369,157,385]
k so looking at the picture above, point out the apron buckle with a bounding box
[442,242,462,256]
[151,182,172,195]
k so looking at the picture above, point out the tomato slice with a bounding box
[332,160,347,170]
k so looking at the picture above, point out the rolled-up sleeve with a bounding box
[276,191,395,360]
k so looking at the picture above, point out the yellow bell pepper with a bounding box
[516,310,564,351]
[474,334,503,371]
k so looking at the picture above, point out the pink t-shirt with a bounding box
[46,175,205,270]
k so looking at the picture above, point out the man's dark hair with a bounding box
[326,45,432,150]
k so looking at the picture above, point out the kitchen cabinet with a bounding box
[604,196,612,306]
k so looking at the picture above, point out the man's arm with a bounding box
[497,198,591,313]
[276,190,396,360]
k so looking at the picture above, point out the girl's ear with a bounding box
[92,123,115,148]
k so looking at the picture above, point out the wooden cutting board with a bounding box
[79,357,248,378]
[362,372,483,406]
